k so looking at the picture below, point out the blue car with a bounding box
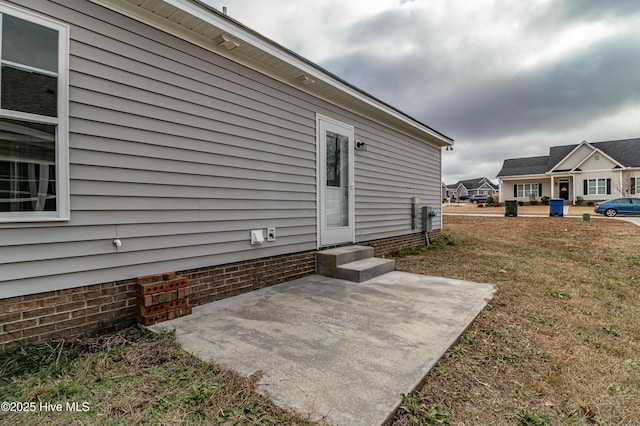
[594,197,640,217]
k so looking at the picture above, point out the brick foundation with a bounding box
[361,230,441,256]
[0,231,440,350]
[184,250,317,307]
[0,279,138,351]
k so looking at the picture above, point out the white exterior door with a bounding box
[317,115,355,246]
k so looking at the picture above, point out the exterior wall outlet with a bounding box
[267,227,276,241]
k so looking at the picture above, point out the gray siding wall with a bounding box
[353,124,441,241]
[0,0,443,298]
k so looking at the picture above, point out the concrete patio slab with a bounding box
[151,271,494,426]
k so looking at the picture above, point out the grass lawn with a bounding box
[391,215,640,425]
[442,202,596,216]
[0,328,318,425]
[2,215,639,425]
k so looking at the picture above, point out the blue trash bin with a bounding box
[549,198,564,217]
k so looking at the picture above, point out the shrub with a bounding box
[485,195,495,206]
[529,194,538,205]
[541,196,550,205]
[587,201,594,206]
[575,196,584,205]
[518,201,524,206]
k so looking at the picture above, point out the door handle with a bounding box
[345,185,353,197]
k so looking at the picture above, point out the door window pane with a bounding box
[325,130,349,227]
[326,131,348,188]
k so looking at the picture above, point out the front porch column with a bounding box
[620,173,624,196]
[550,175,555,198]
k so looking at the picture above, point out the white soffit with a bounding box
[91,0,453,147]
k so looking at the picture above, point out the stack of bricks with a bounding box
[137,272,192,326]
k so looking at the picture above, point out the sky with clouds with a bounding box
[205,0,640,184]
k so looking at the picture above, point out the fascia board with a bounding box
[183,1,454,147]
[502,174,549,181]
[571,148,624,172]
[478,182,492,189]
[455,183,468,191]
[94,0,453,147]
[549,141,593,172]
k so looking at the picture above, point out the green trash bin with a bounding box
[505,199,518,217]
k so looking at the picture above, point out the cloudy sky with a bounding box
[205,0,640,184]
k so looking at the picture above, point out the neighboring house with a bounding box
[450,177,498,199]
[497,138,640,203]
[0,0,452,347]
[441,182,455,200]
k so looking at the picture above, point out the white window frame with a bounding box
[587,178,606,196]
[516,183,538,198]
[0,3,69,222]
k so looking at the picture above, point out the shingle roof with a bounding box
[497,137,640,177]
[548,144,577,169]
[453,177,498,190]
[592,138,640,167]
[497,156,549,177]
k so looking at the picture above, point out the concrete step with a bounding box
[335,257,396,283]
[316,245,374,278]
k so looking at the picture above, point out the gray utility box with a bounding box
[422,206,433,232]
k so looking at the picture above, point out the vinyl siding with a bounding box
[500,178,551,201]
[578,170,619,201]
[354,124,441,240]
[1,0,444,298]
[579,154,616,171]
[1,0,317,297]
[554,144,592,170]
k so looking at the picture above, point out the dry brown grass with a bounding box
[0,327,318,425]
[443,202,596,216]
[391,215,640,425]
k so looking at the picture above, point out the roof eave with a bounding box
[498,173,548,180]
[92,0,453,147]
